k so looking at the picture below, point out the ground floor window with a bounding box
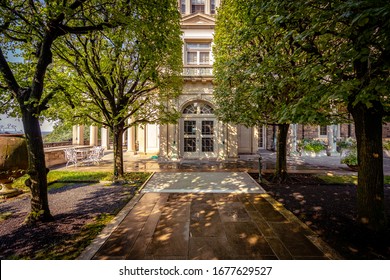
[319,125,327,137]
[258,125,264,148]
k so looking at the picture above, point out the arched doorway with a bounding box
[180,101,218,158]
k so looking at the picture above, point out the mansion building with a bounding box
[71,0,390,159]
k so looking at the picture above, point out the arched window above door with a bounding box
[183,103,197,114]
[200,103,214,114]
[182,102,214,115]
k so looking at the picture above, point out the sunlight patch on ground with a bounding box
[142,172,265,193]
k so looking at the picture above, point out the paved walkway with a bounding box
[79,172,340,260]
[59,149,390,174]
[142,172,264,193]
[64,149,375,260]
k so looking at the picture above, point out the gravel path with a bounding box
[0,183,132,259]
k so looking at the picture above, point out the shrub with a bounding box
[336,138,356,156]
[341,152,358,166]
[299,139,326,153]
[383,141,390,151]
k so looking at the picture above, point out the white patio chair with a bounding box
[81,146,104,165]
[64,148,78,167]
[96,146,105,163]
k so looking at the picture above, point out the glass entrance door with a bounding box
[183,119,216,158]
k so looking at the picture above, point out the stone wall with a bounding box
[44,147,67,168]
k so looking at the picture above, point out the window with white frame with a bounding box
[191,0,205,13]
[185,42,211,65]
[180,0,186,13]
[319,125,327,137]
[211,0,216,14]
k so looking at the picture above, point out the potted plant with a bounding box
[0,134,28,198]
[303,139,326,156]
[383,141,390,157]
[296,139,305,156]
[341,152,358,171]
[336,138,355,157]
[326,145,332,156]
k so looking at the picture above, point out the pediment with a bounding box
[181,14,215,27]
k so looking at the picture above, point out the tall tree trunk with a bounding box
[274,123,289,183]
[350,101,386,232]
[22,109,53,223]
[113,125,124,179]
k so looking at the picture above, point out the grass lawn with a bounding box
[316,174,390,185]
[12,171,150,191]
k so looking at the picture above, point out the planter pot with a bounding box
[347,164,359,172]
[302,150,326,157]
[0,134,28,198]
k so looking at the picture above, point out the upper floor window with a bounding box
[191,0,205,14]
[211,0,215,14]
[200,103,214,114]
[180,0,186,14]
[186,42,211,65]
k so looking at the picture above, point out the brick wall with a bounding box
[383,123,390,138]
[296,125,320,140]
[339,123,355,138]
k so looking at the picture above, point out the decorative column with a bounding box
[89,126,98,146]
[186,0,191,14]
[72,125,84,146]
[205,0,211,14]
[332,124,338,152]
[291,124,298,153]
[170,124,178,160]
[127,125,136,154]
[138,125,146,154]
[72,125,78,145]
[218,122,226,159]
[227,124,238,158]
[101,127,110,149]
[327,125,337,153]
[122,129,127,149]
[159,124,168,159]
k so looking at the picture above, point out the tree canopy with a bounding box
[213,0,333,181]
[50,0,182,177]
[277,0,390,231]
[214,0,390,231]
[0,0,181,222]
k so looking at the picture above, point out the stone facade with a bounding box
[70,1,390,160]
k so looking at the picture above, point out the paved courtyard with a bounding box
[142,172,264,193]
[79,172,340,260]
[60,149,389,260]
[58,149,390,175]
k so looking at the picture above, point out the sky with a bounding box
[0,114,54,133]
[1,50,54,133]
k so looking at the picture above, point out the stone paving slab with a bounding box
[89,192,341,260]
[141,172,265,193]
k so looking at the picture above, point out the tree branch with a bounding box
[0,47,20,95]
[58,23,113,35]
[38,85,65,113]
